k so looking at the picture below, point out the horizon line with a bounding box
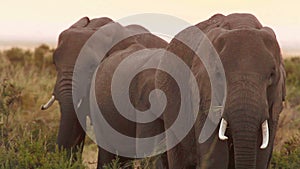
[0,40,299,56]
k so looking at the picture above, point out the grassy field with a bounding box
[0,45,299,169]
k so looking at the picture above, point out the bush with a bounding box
[284,57,300,107]
[2,45,55,70]
[33,44,54,68]
[270,134,300,169]
[0,46,300,168]
[0,126,86,169]
[0,79,22,125]
[0,47,86,169]
[0,80,85,169]
[4,48,30,65]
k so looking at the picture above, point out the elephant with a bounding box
[156,13,286,169]
[41,13,286,169]
[41,17,168,168]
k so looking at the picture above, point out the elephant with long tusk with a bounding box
[218,118,269,149]
[44,16,168,168]
[42,13,285,169]
[160,13,286,169]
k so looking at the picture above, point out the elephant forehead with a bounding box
[227,72,265,82]
[196,13,263,34]
[220,13,263,30]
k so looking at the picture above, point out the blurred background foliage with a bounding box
[0,45,299,168]
[0,45,85,168]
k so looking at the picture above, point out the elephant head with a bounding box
[161,13,285,169]
[41,17,113,156]
[42,16,168,168]
[207,14,285,169]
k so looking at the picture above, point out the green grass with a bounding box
[0,45,300,168]
[0,45,86,169]
[0,125,85,169]
[270,135,300,169]
[269,57,300,169]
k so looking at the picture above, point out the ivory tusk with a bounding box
[219,118,228,140]
[77,99,82,109]
[41,95,55,110]
[260,120,269,149]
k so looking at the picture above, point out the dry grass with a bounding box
[0,46,299,168]
[274,104,300,151]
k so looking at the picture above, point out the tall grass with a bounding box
[0,45,299,168]
[0,45,86,169]
[269,57,300,169]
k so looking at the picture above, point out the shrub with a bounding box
[0,47,86,168]
[270,134,300,169]
[0,46,300,168]
[4,48,28,64]
[33,44,54,68]
[0,79,22,132]
[0,126,86,169]
[284,57,300,107]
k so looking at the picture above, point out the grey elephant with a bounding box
[41,13,286,169]
[41,17,168,168]
[157,13,286,169]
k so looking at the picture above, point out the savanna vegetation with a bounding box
[0,45,299,168]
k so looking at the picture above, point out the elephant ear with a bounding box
[279,63,286,102]
[261,27,286,121]
[195,13,225,33]
[272,63,286,122]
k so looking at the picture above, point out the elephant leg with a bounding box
[167,147,197,169]
[136,119,168,169]
[97,147,133,169]
[97,147,115,169]
[167,130,197,169]
[57,103,86,160]
[167,145,186,169]
[198,133,229,169]
[157,153,169,169]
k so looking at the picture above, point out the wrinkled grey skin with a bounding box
[51,17,168,168]
[157,13,286,169]
[92,21,169,168]
[51,13,285,169]
[53,17,113,161]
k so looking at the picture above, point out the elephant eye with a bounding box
[268,68,276,85]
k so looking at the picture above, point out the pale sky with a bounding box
[1,0,299,54]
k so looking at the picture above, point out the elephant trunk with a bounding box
[219,118,270,169]
[57,94,86,159]
[231,119,258,169]
[222,85,268,169]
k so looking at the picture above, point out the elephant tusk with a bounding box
[41,95,55,110]
[260,120,269,149]
[218,118,228,140]
[77,99,82,109]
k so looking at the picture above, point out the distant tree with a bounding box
[33,44,54,68]
[5,47,26,64]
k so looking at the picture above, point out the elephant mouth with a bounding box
[218,118,269,149]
